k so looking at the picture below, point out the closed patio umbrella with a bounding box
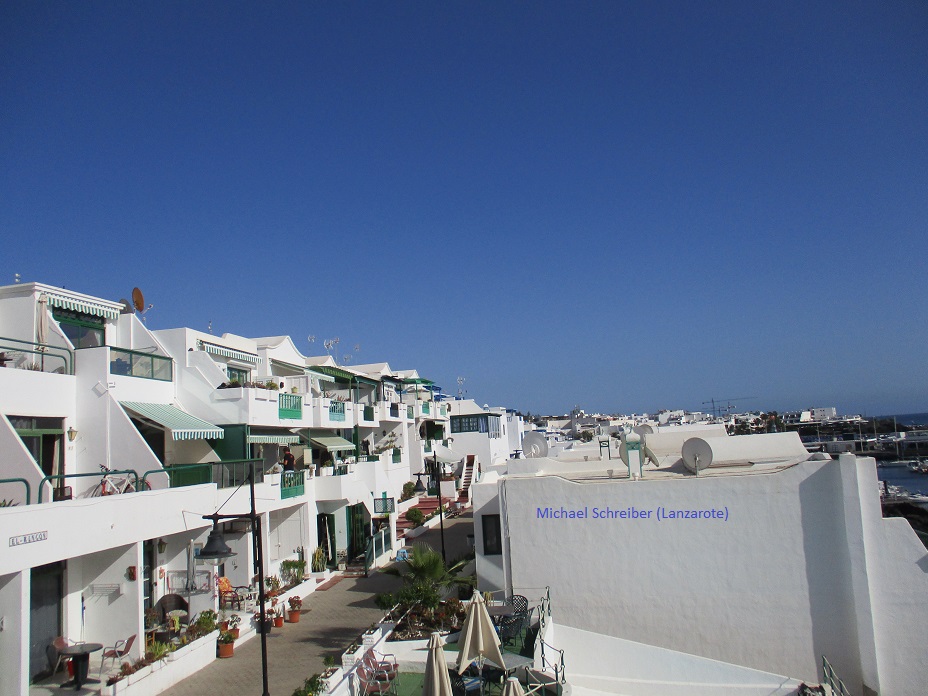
[456,591,505,695]
[501,677,525,696]
[423,632,454,696]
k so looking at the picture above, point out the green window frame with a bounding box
[227,366,249,384]
[52,309,105,349]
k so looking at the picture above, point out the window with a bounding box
[482,514,502,555]
[227,366,248,384]
[52,309,104,348]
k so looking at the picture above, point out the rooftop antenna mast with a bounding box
[701,397,756,419]
[457,376,466,398]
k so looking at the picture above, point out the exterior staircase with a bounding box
[456,455,476,506]
[396,495,456,540]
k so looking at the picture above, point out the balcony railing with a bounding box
[0,336,73,374]
[110,347,173,381]
[389,403,400,418]
[392,448,402,463]
[140,459,264,490]
[421,401,431,415]
[281,470,305,498]
[329,401,346,422]
[363,405,375,421]
[279,392,303,419]
[424,440,433,453]
[407,406,414,419]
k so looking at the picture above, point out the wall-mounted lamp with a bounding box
[67,427,78,442]
[157,539,167,554]
[126,566,137,581]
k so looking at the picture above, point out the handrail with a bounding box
[0,336,73,374]
[38,470,140,503]
[822,656,850,696]
[140,463,209,489]
[537,638,567,693]
[0,477,32,505]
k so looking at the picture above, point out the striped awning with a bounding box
[120,402,225,441]
[197,340,262,364]
[247,433,302,445]
[310,436,356,452]
[44,292,121,319]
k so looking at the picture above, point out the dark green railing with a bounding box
[0,477,32,505]
[407,406,414,419]
[392,449,402,463]
[0,336,72,374]
[37,470,140,503]
[424,440,433,453]
[141,459,264,490]
[142,463,211,489]
[281,470,305,498]
[363,405,375,421]
[389,404,400,418]
[278,392,303,419]
[110,347,173,381]
[421,401,431,415]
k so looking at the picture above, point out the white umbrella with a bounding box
[457,591,506,695]
[501,677,525,696]
[423,632,454,696]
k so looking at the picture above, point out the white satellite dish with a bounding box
[522,432,548,458]
[681,437,713,474]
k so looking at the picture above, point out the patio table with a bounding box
[57,642,103,690]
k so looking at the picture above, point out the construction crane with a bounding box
[702,397,756,419]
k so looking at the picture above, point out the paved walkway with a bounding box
[160,512,474,696]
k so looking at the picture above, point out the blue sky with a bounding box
[2,2,926,417]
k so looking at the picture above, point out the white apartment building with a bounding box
[0,281,456,692]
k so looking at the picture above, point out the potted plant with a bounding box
[227,613,242,639]
[287,595,303,623]
[254,611,273,634]
[218,610,230,632]
[272,606,285,628]
[217,630,236,658]
[311,546,327,573]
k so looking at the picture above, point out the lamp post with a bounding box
[198,460,270,696]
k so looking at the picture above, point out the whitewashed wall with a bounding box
[498,459,881,690]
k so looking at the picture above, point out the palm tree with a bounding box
[380,543,474,613]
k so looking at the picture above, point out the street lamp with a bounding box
[197,460,270,696]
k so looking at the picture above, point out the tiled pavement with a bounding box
[159,512,474,696]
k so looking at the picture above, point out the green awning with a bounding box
[403,377,434,385]
[45,292,121,319]
[197,340,262,364]
[121,402,225,441]
[247,433,302,444]
[310,436,357,452]
[309,365,379,387]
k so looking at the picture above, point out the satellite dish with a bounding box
[522,432,548,458]
[119,299,135,314]
[132,287,145,313]
[681,437,713,474]
[633,424,653,436]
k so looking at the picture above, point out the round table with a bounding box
[58,643,103,690]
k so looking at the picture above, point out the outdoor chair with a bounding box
[498,613,526,648]
[218,576,250,610]
[46,636,73,676]
[154,594,189,627]
[363,648,398,680]
[504,595,529,618]
[449,670,482,696]
[355,663,395,696]
[99,634,136,678]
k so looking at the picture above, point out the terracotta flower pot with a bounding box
[273,616,285,628]
[218,642,234,658]
[287,610,300,623]
[219,621,229,631]
[229,628,240,639]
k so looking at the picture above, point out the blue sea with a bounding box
[878,412,928,427]
[878,463,928,496]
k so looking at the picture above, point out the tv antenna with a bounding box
[324,337,340,362]
[207,321,213,335]
[307,335,315,345]
[14,273,21,283]
[457,376,466,398]
[702,396,755,419]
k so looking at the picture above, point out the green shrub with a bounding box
[404,508,424,526]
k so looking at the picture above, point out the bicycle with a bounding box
[88,465,149,497]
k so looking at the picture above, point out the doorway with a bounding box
[29,562,64,681]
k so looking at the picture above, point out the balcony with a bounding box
[281,470,305,499]
[140,460,265,490]
[357,404,378,425]
[312,398,356,428]
[110,347,173,381]
[278,392,303,419]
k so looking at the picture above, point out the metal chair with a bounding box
[355,663,395,696]
[99,634,136,677]
[46,636,73,676]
